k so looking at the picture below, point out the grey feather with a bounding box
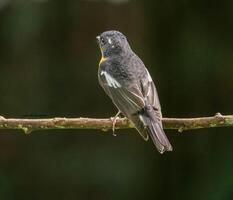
[97,30,173,153]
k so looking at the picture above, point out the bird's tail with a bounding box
[147,119,173,153]
[132,106,173,154]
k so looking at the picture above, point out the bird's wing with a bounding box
[98,70,148,140]
[139,68,173,152]
[99,70,145,114]
[141,68,161,115]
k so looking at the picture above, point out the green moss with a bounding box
[55,125,66,129]
[18,124,23,129]
[225,118,233,125]
[178,127,184,133]
[128,122,134,128]
[17,125,32,134]
[210,123,217,127]
[101,127,109,132]
[22,127,29,134]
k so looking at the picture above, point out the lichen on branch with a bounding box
[0,113,232,134]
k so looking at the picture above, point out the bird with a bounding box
[96,30,172,153]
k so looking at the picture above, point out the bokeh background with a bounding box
[0,0,233,199]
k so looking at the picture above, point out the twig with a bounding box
[0,113,232,134]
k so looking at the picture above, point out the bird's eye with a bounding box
[100,37,105,44]
[100,37,106,45]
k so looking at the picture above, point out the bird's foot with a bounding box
[110,111,121,136]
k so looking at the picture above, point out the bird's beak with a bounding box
[96,35,102,54]
[96,35,100,43]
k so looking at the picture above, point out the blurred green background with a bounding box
[0,0,233,199]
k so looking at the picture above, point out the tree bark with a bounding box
[0,113,232,134]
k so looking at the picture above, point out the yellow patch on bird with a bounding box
[99,56,108,65]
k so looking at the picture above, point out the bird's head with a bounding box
[96,30,131,58]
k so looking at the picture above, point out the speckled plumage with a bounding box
[97,30,172,153]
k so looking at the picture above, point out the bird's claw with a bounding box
[110,111,121,136]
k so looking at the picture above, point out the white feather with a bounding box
[145,68,152,82]
[144,68,154,100]
[139,114,147,126]
[108,38,112,44]
[101,71,121,88]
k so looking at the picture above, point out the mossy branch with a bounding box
[0,113,232,134]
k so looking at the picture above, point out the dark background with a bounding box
[0,0,233,199]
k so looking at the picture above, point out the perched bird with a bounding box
[96,30,172,153]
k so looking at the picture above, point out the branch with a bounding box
[0,113,232,134]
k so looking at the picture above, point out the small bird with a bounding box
[96,30,172,153]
